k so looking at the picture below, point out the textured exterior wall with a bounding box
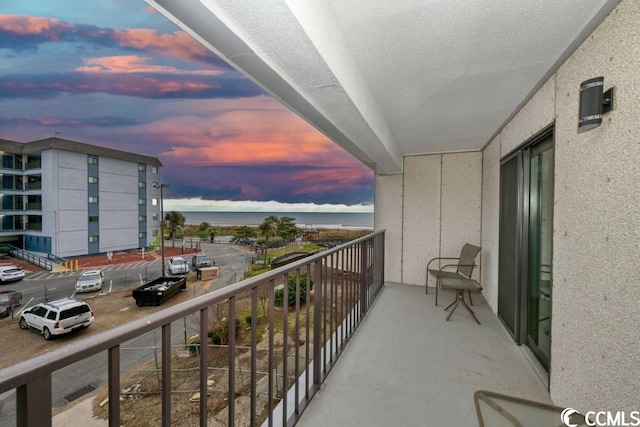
[474,0,639,412]
[550,0,640,412]
[501,77,556,157]
[375,152,482,287]
[440,153,482,280]
[402,155,441,286]
[374,173,403,283]
[480,136,500,312]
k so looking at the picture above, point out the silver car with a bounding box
[75,270,105,293]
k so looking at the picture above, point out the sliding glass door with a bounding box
[526,139,553,370]
[498,130,554,374]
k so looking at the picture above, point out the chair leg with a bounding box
[444,298,457,311]
[425,272,429,294]
[435,278,439,306]
[468,290,473,306]
[445,297,460,321]
[460,295,481,325]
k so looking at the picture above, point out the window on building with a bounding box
[152,229,158,237]
[89,196,99,204]
[89,216,99,223]
[151,166,158,174]
[88,156,98,164]
[152,198,158,206]
[139,215,146,222]
[152,214,159,221]
[138,164,146,171]
[139,198,146,205]
[88,176,98,184]
[139,232,147,238]
[139,182,146,188]
[89,235,99,242]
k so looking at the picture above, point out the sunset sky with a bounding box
[0,1,374,211]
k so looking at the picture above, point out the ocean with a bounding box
[180,211,374,229]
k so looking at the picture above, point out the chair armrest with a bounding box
[426,257,460,271]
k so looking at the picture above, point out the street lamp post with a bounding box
[154,183,169,275]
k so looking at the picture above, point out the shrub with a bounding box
[208,318,241,345]
[274,272,314,307]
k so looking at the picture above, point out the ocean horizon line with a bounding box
[178,210,374,229]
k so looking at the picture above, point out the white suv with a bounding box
[19,298,94,340]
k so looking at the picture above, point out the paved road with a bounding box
[0,243,255,426]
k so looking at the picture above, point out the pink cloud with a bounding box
[75,56,222,75]
[0,15,73,36]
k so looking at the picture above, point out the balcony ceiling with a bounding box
[146,0,619,174]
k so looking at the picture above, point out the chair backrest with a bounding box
[457,244,481,278]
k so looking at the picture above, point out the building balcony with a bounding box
[298,283,550,426]
[0,231,552,426]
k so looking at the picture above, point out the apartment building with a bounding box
[0,137,163,258]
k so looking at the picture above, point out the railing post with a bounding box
[108,346,120,427]
[313,259,322,388]
[16,376,51,427]
[161,324,171,427]
[360,239,369,318]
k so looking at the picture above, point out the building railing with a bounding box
[0,230,385,426]
[2,245,54,270]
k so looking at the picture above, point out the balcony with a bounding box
[0,231,549,426]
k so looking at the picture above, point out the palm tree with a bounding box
[259,215,279,265]
[208,226,219,243]
[164,211,186,245]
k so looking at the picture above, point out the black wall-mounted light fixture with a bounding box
[578,77,614,131]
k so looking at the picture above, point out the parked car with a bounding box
[0,265,25,283]
[192,253,213,268]
[166,257,189,275]
[75,270,105,293]
[19,298,94,340]
[0,290,22,318]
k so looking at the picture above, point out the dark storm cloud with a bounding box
[159,165,374,205]
[0,71,263,100]
[0,116,139,127]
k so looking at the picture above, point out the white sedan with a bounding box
[75,270,105,293]
[166,257,189,275]
[0,266,25,283]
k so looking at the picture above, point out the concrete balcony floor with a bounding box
[298,283,551,427]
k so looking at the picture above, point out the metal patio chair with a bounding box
[426,243,481,306]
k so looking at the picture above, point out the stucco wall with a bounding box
[550,0,640,412]
[478,0,640,412]
[375,152,482,287]
[480,135,500,311]
[374,173,403,283]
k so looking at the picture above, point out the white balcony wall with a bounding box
[551,0,640,412]
[375,152,482,286]
[374,173,402,282]
[478,0,640,413]
[480,135,500,310]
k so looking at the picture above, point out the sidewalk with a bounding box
[71,246,200,269]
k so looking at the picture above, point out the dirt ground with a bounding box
[0,246,205,371]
